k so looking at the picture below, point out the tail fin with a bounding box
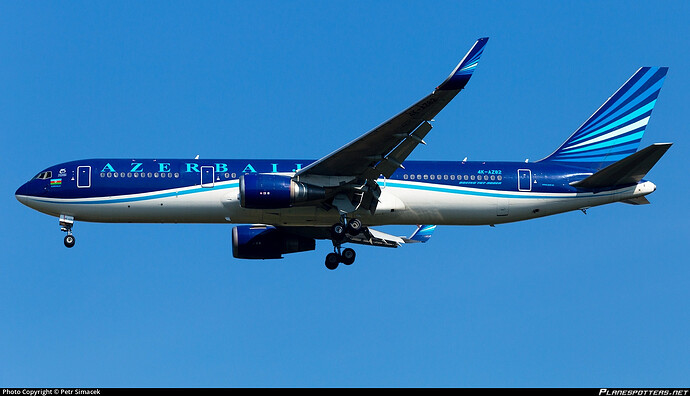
[539,67,668,169]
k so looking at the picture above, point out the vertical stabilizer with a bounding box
[540,67,668,169]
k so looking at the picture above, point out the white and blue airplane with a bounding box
[15,38,672,269]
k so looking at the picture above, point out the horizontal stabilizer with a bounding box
[621,196,651,205]
[571,143,672,189]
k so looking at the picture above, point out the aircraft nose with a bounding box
[15,183,29,204]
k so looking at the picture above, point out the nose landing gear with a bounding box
[60,214,75,248]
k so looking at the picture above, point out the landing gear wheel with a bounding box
[346,218,363,235]
[330,223,346,241]
[64,234,75,248]
[325,253,340,270]
[341,248,356,265]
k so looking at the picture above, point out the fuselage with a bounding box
[15,158,656,226]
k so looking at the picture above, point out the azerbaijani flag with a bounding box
[50,179,62,187]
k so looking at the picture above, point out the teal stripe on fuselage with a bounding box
[383,181,622,200]
[27,181,239,205]
[24,179,628,206]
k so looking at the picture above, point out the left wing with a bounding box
[295,37,489,180]
[279,224,436,248]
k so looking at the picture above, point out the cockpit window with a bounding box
[34,171,52,180]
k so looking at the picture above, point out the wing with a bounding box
[278,225,437,248]
[295,37,489,180]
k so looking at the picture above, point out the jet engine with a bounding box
[232,225,316,259]
[239,173,325,209]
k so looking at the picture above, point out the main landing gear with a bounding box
[325,217,362,270]
[60,214,75,248]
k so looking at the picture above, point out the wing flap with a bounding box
[368,121,433,179]
[347,227,404,248]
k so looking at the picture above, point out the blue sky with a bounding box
[2,1,689,387]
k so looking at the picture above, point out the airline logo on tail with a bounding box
[542,67,668,166]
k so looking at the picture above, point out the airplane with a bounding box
[15,37,672,270]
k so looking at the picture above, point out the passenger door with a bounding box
[77,166,91,188]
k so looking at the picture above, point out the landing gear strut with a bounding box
[60,214,75,248]
[324,216,360,270]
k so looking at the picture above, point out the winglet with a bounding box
[436,37,489,91]
[407,225,437,243]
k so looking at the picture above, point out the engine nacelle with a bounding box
[232,225,316,259]
[239,173,325,209]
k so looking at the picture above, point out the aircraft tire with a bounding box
[330,223,346,241]
[341,248,356,265]
[325,253,340,270]
[346,219,363,235]
[64,234,75,248]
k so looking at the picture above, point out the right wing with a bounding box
[296,37,489,180]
